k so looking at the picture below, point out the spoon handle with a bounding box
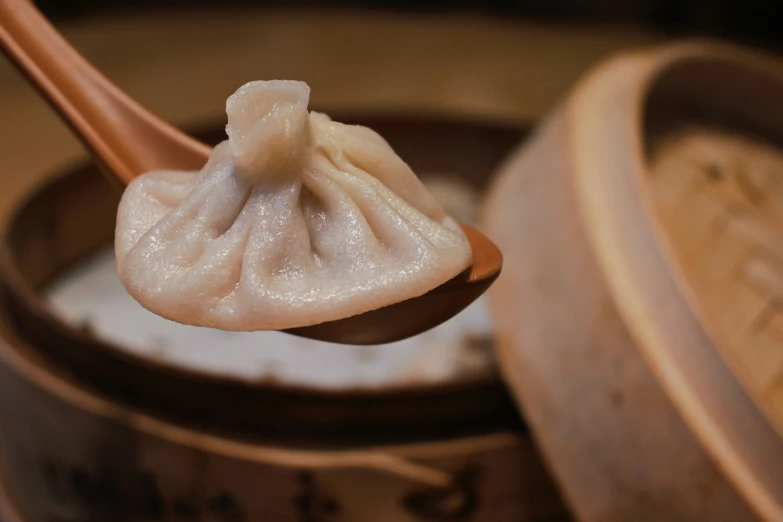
[0,0,209,184]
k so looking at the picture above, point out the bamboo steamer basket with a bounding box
[485,41,783,522]
[0,115,569,522]
[0,7,667,521]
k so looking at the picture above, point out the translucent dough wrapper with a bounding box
[115,80,473,331]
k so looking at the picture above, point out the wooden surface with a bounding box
[484,42,783,522]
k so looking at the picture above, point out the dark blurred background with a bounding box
[34,0,783,50]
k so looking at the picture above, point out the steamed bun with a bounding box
[115,80,473,331]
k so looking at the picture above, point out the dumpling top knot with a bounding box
[226,80,311,183]
[115,79,473,332]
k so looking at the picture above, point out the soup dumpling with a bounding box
[115,80,472,331]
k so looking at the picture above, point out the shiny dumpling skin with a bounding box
[115,80,472,331]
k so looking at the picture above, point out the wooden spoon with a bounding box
[0,0,502,345]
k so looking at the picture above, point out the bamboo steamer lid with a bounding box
[484,41,783,522]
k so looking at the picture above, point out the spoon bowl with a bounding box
[287,224,501,344]
[0,0,502,345]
